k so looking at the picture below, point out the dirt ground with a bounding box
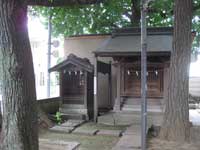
[148,138,200,150]
[40,130,119,150]
[39,122,127,150]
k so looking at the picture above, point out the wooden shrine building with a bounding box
[49,54,94,120]
[93,27,173,115]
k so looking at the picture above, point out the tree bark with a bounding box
[131,0,141,26]
[159,0,192,142]
[0,1,38,150]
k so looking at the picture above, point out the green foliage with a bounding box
[29,0,200,51]
[29,0,132,36]
[55,111,62,124]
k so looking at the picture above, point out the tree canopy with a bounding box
[30,0,200,41]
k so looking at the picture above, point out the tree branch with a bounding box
[27,0,103,7]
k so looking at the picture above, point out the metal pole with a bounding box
[94,56,98,123]
[47,12,52,98]
[141,0,148,150]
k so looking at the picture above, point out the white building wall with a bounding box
[189,77,200,97]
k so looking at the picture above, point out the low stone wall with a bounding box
[0,97,61,129]
[38,97,62,114]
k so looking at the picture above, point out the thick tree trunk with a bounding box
[159,0,192,141]
[0,1,38,150]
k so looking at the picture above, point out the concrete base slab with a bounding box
[73,128,99,135]
[97,130,123,137]
[49,126,74,133]
[39,139,80,150]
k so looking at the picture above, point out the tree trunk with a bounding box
[159,0,192,142]
[0,1,38,150]
[131,0,141,27]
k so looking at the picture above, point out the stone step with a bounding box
[124,98,161,104]
[122,105,162,109]
[73,128,99,136]
[122,107,162,113]
[61,104,85,109]
[61,113,87,120]
[49,125,75,133]
[59,108,87,114]
[61,119,85,128]
[124,101,161,105]
[97,129,123,137]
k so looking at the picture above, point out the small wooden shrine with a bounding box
[93,27,173,114]
[49,54,94,120]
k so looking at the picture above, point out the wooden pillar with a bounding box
[94,56,98,122]
[84,71,88,109]
[59,71,63,97]
[84,71,89,120]
[114,63,121,111]
[108,61,112,108]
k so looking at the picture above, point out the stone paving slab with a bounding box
[112,147,140,150]
[112,125,141,150]
[98,111,163,126]
[114,134,141,149]
[39,139,80,150]
[97,129,123,137]
[61,120,85,128]
[49,125,75,133]
[123,125,141,135]
[73,128,99,135]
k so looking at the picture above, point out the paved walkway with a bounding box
[112,125,141,150]
[107,111,163,150]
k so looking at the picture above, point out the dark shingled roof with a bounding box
[49,54,93,73]
[112,27,173,36]
[94,27,173,57]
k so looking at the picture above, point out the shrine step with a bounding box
[61,113,87,120]
[59,107,87,114]
[124,100,161,106]
[122,104,162,112]
[61,104,85,109]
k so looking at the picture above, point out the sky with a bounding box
[28,17,48,40]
